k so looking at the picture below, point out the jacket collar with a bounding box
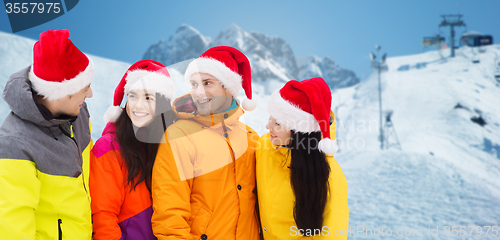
[261,133,291,168]
[3,66,75,127]
[33,96,77,122]
[275,145,291,169]
[102,122,117,136]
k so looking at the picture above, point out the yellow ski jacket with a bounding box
[0,67,93,240]
[256,113,349,239]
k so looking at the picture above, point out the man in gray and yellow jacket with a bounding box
[0,29,94,240]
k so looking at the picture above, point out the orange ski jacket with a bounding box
[152,94,260,240]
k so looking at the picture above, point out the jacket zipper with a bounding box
[58,124,89,196]
[58,219,62,240]
[81,171,88,194]
[220,117,242,240]
[58,124,78,147]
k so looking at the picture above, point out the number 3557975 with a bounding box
[5,3,61,14]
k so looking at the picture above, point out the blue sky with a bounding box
[1,0,499,79]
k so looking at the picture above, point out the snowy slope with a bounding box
[332,45,500,239]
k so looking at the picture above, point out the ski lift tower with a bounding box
[439,14,466,57]
[383,110,402,150]
[370,45,388,150]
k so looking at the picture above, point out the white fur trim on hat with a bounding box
[125,70,175,102]
[29,57,94,101]
[184,57,242,97]
[318,138,338,154]
[103,105,123,123]
[267,89,320,133]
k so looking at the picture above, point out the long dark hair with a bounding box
[115,93,174,192]
[288,130,331,234]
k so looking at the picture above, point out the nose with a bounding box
[265,121,271,130]
[86,87,93,98]
[135,97,149,110]
[193,84,206,98]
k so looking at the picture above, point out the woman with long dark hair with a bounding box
[256,77,349,239]
[89,60,176,240]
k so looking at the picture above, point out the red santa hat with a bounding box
[184,46,256,111]
[267,77,338,154]
[103,59,175,123]
[29,29,94,100]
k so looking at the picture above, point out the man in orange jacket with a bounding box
[152,46,260,240]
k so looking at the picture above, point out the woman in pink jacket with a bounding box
[89,60,176,239]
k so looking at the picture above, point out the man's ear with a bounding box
[223,86,233,97]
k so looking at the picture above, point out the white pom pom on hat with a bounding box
[242,98,256,111]
[103,105,123,123]
[318,138,339,155]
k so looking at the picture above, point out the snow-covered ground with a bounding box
[1,31,499,239]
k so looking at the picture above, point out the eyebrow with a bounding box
[129,91,154,97]
[190,78,215,82]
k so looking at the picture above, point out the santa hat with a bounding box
[29,29,94,100]
[267,77,338,154]
[184,46,256,111]
[103,59,175,123]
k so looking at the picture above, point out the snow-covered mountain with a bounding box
[1,30,499,239]
[297,55,360,89]
[142,24,211,68]
[143,24,359,93]
[213,24,298,94]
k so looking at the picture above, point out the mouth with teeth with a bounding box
[133,111,149,117]
[270,132,277,138]
[197,98,212,105]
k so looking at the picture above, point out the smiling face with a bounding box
[189,73,233,116]
[266,116,292,146]
[126,89,156,128]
